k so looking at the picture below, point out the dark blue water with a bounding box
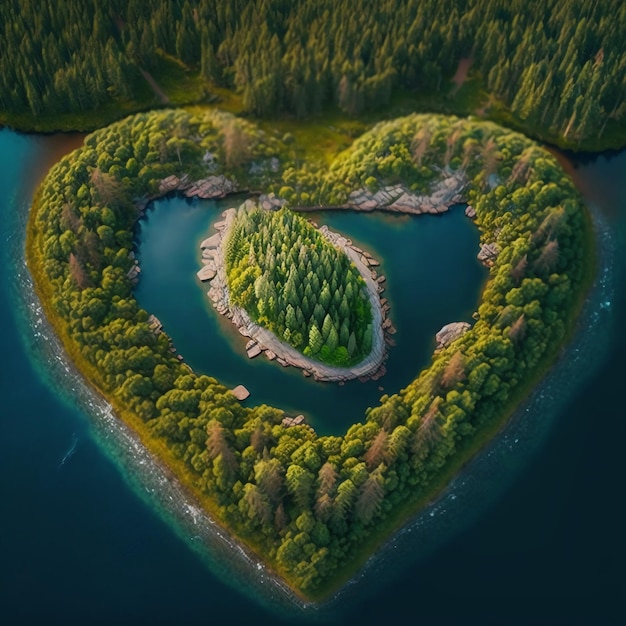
[135,198,486,435]
[1,129,624,625]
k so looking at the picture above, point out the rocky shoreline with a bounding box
[345,167,467,214]
[197,201,393,383]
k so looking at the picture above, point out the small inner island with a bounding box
[197,203,392,382]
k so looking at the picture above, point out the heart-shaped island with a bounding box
[26,109,591,602]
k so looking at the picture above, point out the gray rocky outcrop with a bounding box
[345,168,467,215]
[159,174,236,199]
[197,264,216,281]
[231,385,250,401]
[282,414,306,427]
[477,242,499,266]
[465,205,477,219]
[435,322,471,350]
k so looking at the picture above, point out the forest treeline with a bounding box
[2,0,625,146]
[27,108,589,595]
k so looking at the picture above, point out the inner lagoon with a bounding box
[134,196,487,435]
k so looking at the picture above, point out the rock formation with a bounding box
[435,322,471,350]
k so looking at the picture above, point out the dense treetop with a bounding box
[28,108,590,596]
[225,207,373,366]
[2,0,625,148]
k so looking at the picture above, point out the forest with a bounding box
[27,107,590,596]
[1,0,625,149]
[225,207,373,366]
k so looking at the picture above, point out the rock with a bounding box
[259,193,287,210]
[465,205,477,219]
[147,314,163,333]
[196,265,216,281]
[276,357,289,367]
[281,414,305,427]
[231,385,250,401]
[200,234,221,249]
[159,175,189,194]
[488,173,501,190]
[302,369,310,377]
[183,175,235,199]
[477,242,499,265]
[246,344,262,359]
[265,350,276,361]
[435,322,471,350]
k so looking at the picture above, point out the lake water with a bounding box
[0,128,623,625]
[134,197,486,435]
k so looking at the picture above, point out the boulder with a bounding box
[465,205,477,219]
[231,385,250,401]
[246,343,262,359]
[184,175,235,199]
[477,242,499,265]
[282,414,306,427]
[200,233,221,249]
[196,265,216,281]
[435,322,471,350]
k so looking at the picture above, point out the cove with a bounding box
[134,195,487,435]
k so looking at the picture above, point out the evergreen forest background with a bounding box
[1,0,625,150]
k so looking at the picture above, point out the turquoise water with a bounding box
[135,198,487,435]
[1,128,624,624]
